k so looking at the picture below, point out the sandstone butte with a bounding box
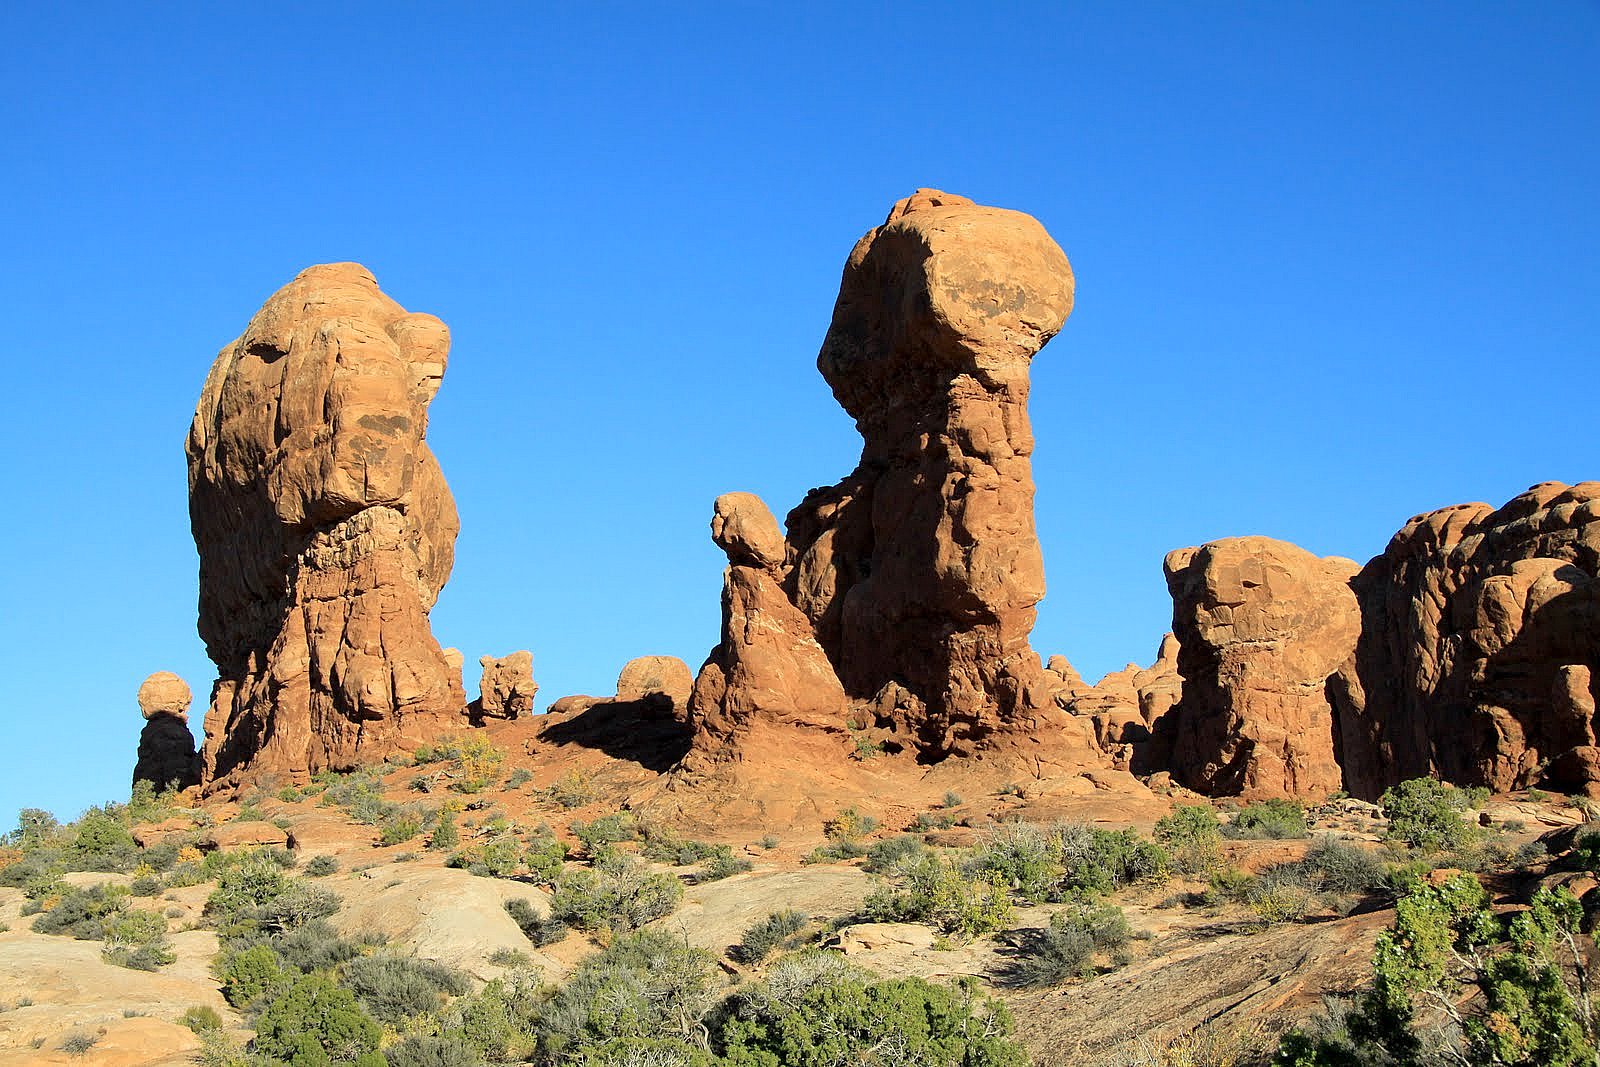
[187,263,465,790]
[167,195,1597,807]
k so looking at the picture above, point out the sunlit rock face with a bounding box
[187,263,465,788]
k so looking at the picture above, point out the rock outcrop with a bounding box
[475,652,538,720]
[187,263,465,788]
[133,672,201,792]
[1047,636,1183,771]
[687,493,848,761]
[682,191,1076,764]
[616,656,694,717]
[1334,481,1600,796]
[1159,538,1361,798]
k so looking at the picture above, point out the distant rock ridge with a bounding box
[1154,482,1600,799]
[687,189,1084,764]
[187,263,465,789]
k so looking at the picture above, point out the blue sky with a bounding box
[1,3,1595,823]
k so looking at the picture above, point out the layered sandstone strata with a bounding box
[187,264,464,787]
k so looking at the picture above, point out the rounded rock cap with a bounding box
[137,671,192,721]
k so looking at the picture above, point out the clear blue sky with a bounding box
[1,3,1595,824]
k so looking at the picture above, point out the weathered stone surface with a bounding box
[476,651,538,720]
[688,493,848,761]
[1160,537,1361,798]
[1334,481,1600,796]
[616,656,694,716]
[1049,636,1182,771]
[132,672,200,793]
[187,263,465,788]
[782,189,1076,756]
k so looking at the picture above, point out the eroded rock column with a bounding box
[188,263,465,787]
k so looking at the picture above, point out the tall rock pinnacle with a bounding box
[187,263,465,787]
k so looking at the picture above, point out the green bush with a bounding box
[506,897,568,947]
[58,1029,99,1057]
[503,768,535,791]
[735,909,808,965]
[539,930,716,1061]
[427,810,459,852]
[549,853,683,933]
[1380,777,1487,852]
[691,845,752,884]
[181,1005,224,1033]
[100,907,176,969]
[378,811,424,847]
[218,943,285,1009]
[270,919,370,973]
[721,967,1026,1067]
[305,855,339,877]
[864,835,925,873]
[343,953,470,1025]
[1154,805,1222,874]
[863,853,1013,938]
[1006,903,1132,987]
[1226,799,1309,840]
[639,831,723,866]
[68,810,139,871]
[570,813,637,855]
[384,1033,481,1067]
[32,883,129,939]
[1296,836,1387,896]
[252,973,384,1065]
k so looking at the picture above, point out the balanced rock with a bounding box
[783,189,1076,755]
[1161,537,1362,797]
[688,492,848,760]
[187,263,465,787]
[1334,482,1600,796]
[133,672,201,792]
[477,651,538,720]
[616,656,694,717]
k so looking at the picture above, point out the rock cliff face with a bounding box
[133,672,201,792]
[1159,538,1361,797]
[187,263,465,787]
[1155,483,1600,798]
[782,189,1076,756]
[1334,481,1600,796]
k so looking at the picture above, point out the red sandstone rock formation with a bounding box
[1047,635,1183,770]
[476,652,538,720]
[687,493,848,762]
[1334,481,1600,796]
[133,672,201,792]
[187,264,465,788]
[617,656,694,717]
[1159,538,1361,798]
[782,189,1076,756]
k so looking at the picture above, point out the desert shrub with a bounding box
[912,811,958,831]
[343,953,470,1024]
[691,845,751,884]
[488,947,533,967]
[322,769,397,826]
[539,930,717,1061]
[758,834,779,850]
[385,1033,482,1067]
[1276,874,1598,1067]
[218,943,286,1009]
[270,918,371,972]
[863,853,1013,938]
[101,907,176,969]
[943,791,964,809]
[720,968,1026,1067]
[252,973,384,1065]
[972,822,1062,902]
[129,874,162,897]
[58,1029,99,1056]
[802,839,867,864]
[1154,805,1222,874]
[68,809,139,871]
[864,835,926,873]
[571,812,638,855]
[1225,799,1309,840]
[1006,903,1132,987]
[570,1037,712,1066]
[506,897,569,947]
[1296,836,1387,896]
[639,831,722,866]
[1059,825,1170,894]
[1380,777,1486,852]
[442,970,544,1062]
[32,883,129,939]
[446,828,524,879]
[417,736,507,794]
[544,770,597,810]
[824,807,879,842]
[306,854,340,877]
[1243,872,1314,926]
[379,809,424,847]
[549,853,683,933]
[504,768,535,791]
[1569,831,1600,873]
[734,909,808,965]
[524,831,569,885]
[427,810,460,852]
[181,1004,224,1033]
